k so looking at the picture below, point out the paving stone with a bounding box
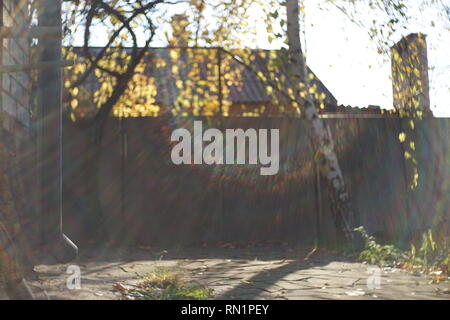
[24,247,449,300]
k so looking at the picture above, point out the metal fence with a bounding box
[62,114,450,247]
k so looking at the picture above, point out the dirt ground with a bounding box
[2,246,449,300]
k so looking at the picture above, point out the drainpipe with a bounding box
[37,0,77,262]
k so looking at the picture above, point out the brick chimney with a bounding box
[391,33,431,115]
[168,14,190,47]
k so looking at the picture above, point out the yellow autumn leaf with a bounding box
[71,87,79,96]
[71,99,78,109]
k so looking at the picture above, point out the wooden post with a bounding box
[0,26,62,39]
[217,47,223,118]
[0,60,76,73]
[314,150,323,245]
[37,0,77,262]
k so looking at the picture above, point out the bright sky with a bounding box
[248,2,450,117]
[72,1,450,117]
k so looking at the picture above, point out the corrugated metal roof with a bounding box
[70,47,338,110]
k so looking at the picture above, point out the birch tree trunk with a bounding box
[286,0,356,245]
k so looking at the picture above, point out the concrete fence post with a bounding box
[391,33,433,241]
[391,33,431,114]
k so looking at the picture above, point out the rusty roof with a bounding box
[70,47,338,111]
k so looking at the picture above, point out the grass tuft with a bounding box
[127,268,214,300]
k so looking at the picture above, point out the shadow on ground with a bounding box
[26,245,449,300]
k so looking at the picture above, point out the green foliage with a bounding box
[416,229,449,272]
[355,227,449,281]
[354,226,404,267]
[128,269,214,300]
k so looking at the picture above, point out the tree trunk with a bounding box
[0,223,36,299]
[0,145,35,299]
[286,0,356,245]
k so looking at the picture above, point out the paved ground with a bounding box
[5,246,449,300]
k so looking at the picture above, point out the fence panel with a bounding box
[62,116,450,247]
